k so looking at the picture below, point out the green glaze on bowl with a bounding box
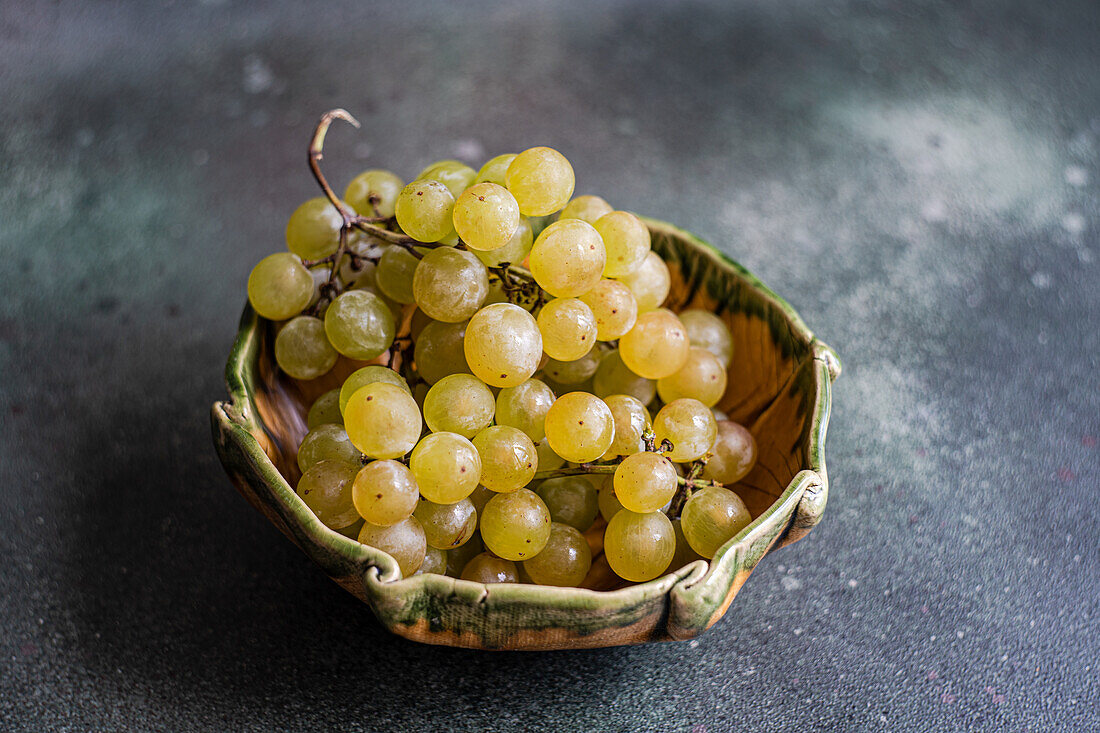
[210,218,840,650]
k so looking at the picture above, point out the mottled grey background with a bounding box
[1,1,1097,730]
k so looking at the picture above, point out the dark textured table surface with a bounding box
[2,1,1098,730]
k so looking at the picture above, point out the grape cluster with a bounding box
[246,119,759,586]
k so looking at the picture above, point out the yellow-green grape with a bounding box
[351,282,402,331]
[597,475,624,522]
[395,179,456,243]
[343,169,404,218]
[297,423,362,472]
[247,253,314,320]
[474,154,516,186]
[412,247,489,322]
[619,309,690,379]
[529,220,606,297]
[505,146,575,216]
[703,421,757,484]
[669,518,706,572]
[307,388,343,429]
[335,518,365,540]
[536,439,566,472]
[657,347,728,407]
[285,197,347,260]
[592,348,656,404]
[613,452,678,513]
[543,392,615,463]
[344,382,422,459]
[422,374,495,438]
[542,349,601,385]
[409,432,481,504]
[274,316,338,380]
[351,459,420,526]
[594,210,650,278]
[472,425,538,492]
[460,552,518,583]
[452,183,521,252]
[579,279,638,341]
[416,547,448,576]
[558,194,613,224]
[296,459,360,530]
[495,378,555,442]
[357,516,426,577]
[616,250,671,312]
[473,217,533,268]
[604,509,675,583]
[339,365,410,414]
[467,485,495,516]
[678,309,733,367]
[323,289,396,360]
[603,394,651,457]
[417,159,477,199]
[464,303,543,388]
[306,265,331,314]
[414,319,473,384]
[535,476,599,531]
[479,488,551,560]
[652,398,718,462]
[375,246,420,304]
[414,498,477,550]
[523,523,592,587]
[681,486,751,558]
[447,534,484,577]
[536,298,597,362]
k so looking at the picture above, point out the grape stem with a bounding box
[490,265,547,310]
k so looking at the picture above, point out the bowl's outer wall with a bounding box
[211,219,839,650]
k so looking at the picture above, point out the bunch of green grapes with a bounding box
[246,123,760,588]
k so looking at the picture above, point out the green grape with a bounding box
[338,255,373,291]
[351,459,420,526]
[536,439,566,472]
[307,388,343,429]
[678,309,733,367]
[543,392,615,464]
[323,289,396,360]
[413,382,430,409]
[306,265,330,313]
[467,485,495,516]
[358,516,427,577]
[603,394,651,457]
[416,547,448,576]
[414,319,473,384]
[529,220,606,297]
[350,282,402,331]
[344,382,422,459]
[447,533,484,576]
[375,246,419,304]
[495,378,555,442]
[479,488,551,560]
[594,210,650,278]
[414,498,477,550]
[395,179,457,243]
[616,250,670,312]
[657,347,728,407]
[473,217,533,268]
[592,348,656,404]
[652,398,718,462]
[613,452,678,513]
[603,509,675,582]
[597,475,624,522]
[452,183,522,251]
[578,279,638,341]
[417,159,477,199]
[473,425,538,492]
[535,476,599,532]
[296,459,360,530]
[460,552,517,583]
[712,407,728,421]
[335,518,365,540]
[409,432,481,504]
[422,374,495,438]
[285,197,347,260]
[473,153,516,187]
[668,518,705,572]
[464,303,543,388]
[523,522,592,587]
[505,147,575,216]
[274,316,338,380]
[247,252,314,320]
[339,365,410,414]
[536,297,597,362]
[558,195,612,224]
[412,247,489,322]
[297,423,362,472]
[703,421,758,484]
[681,486,751,558]
[619,309,690,379]
[344,169,404,218]
[542,349,601,385]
